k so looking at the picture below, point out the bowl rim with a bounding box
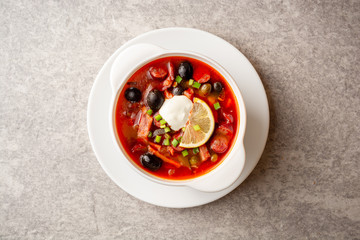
[109,49,247,186]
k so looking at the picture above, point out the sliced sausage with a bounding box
[193,66,210,83]
[218,124,234,137]
[161,62,174,90]
[210,135,229,154]
[183,88,194,100]
[149,66,167,79]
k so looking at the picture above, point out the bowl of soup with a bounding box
[109,44,246,192]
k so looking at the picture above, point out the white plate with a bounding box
[87,28,269,208]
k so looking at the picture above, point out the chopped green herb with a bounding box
[175,75,182,84]
[146,109,153,116]
[155,135,161,143]
[182,127,186,132]
[148,131,152,138]
[214,102,221,110]
[193,81,201,89]
[172,139,179,147]
[182,150,189,157]
[193,147,199,154]
[160,119,167,125]
[193,124,201,131]
[163,138,170,146]
[155,114,162,121]
[164,127,171,133]
[160,125,166,129]
[189,79,194,85]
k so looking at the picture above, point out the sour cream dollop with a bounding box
[159,95,193,131]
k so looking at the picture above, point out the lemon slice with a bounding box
[179,98,215,148]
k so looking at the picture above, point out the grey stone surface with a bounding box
[1,0,359,239]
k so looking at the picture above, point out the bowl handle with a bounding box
[110,43,166,93]
[188,146,246,192]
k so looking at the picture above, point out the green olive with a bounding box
[190,156,199,166]
[199,83,212,97]
[211,153,218,162]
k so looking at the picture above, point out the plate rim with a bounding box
[87,27,269,208]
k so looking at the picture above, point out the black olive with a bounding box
[140,153,162,171]
[124,87,142,102]
[172,86,184,95]
[178,61,193,79]
[213,82,223,93]
[147,89,165,111]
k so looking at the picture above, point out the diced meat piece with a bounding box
[193,66,210,83]
[134,110,142,126]
[172,145,185,152]
[153,113,162,127]
[183,88,194,100]
[170,131,184,151]
[161,62,174,90]
[129,109,142,126]
[168,61,174,79]
[143,83,155,97]
[210,135,229,154]
[139,138,162,151]
[222,111,234,124]
[197,74,210,83]
[149,66,167,79]
[164,89,173,99]
[148,142,162,151]
[218,124,234,137]
[162,77,173,91]
[137,107,153,138]
[199,145,210,162]
[154,120,162,128]
[218,89,225,101]
[148,146,181,168]
[131,143,147,153]
[173,131,184,140]
[167,146,175,156]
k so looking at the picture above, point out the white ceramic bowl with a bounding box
[109,43,246,192]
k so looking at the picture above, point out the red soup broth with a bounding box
[115,56,239,180]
